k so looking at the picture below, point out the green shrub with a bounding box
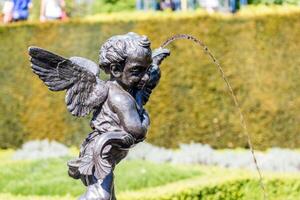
[0,10,300,149]
[0,152,299,200]
[119,174,300,200]
[1,175,300,200]
[91,0,136,14]
[249,0,300,5]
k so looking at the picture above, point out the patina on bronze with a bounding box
[28,32,170,200]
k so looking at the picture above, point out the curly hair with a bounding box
[99,32,152,74]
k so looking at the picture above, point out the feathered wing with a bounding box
[28,46,108,117]
[139,48,170,105]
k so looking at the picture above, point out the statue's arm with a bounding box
[146,47,171,91]
[138,48,170,105]
[109,93,149,141]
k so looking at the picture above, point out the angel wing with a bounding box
[28,46,108,117]
[137,48,170,105]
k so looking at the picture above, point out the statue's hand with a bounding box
[141,109,150,128]
[152,48,170,66]
[141,87,152,104]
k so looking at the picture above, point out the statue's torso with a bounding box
[90,81,141,134]
[90,98,123,133]
[90,82,122,133]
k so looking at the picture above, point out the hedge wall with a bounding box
[0,11,300,149]
[1,176,300,200]
[119,173,300,200]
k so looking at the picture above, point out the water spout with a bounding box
[161,34,267,200]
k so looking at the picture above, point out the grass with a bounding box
[1,150,300,200]
[114,160,201,192]
[0,155,202,197]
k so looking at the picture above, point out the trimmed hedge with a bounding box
[119,173,300,200]
[0,177,300,200]
[1,173,300,200]
[0,10,300,149]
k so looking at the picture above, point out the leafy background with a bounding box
[0,11,299,149]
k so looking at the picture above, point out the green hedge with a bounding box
[120,176,300,200]
[119,172,300,200]
[1,172,300,200]
[0,10,300,149]
[249,0,300,5]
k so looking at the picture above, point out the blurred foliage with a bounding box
[0,10,300,149]
[91,0,135,14]
[238,4,300,14]
[249,0,300,5]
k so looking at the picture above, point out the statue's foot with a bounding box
[78,181,111,200]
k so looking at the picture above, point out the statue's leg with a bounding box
[78,131,133,200]
[78,172,114,200]
[111,179,116,200]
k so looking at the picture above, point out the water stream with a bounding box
[161,34,267,200]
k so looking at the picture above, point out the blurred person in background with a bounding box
[152,0,161,10]
[40,0,66,22]
[229,0,236,12]
[181,0,187,11]
[160,0,174,11]
[136,0,144,10]
[230,0,247,13]
[2,0,13,23]
[240,0,247,6]
[136,0,160,11]
[187,0,196,10]
[12,0,32,21]
[154,0,161,10]
[173,0,181,10]
[144,0,157,10]
[181,0,196,11]
[199,0,219,13]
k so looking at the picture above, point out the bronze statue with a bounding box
[28,32,170,200]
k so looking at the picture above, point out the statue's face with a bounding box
[120,54,152,90]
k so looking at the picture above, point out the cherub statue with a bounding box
[28,32,170,200]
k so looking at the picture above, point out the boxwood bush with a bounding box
[1,176,300,200]
[0,10,299,149]
[119,174,300,200]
